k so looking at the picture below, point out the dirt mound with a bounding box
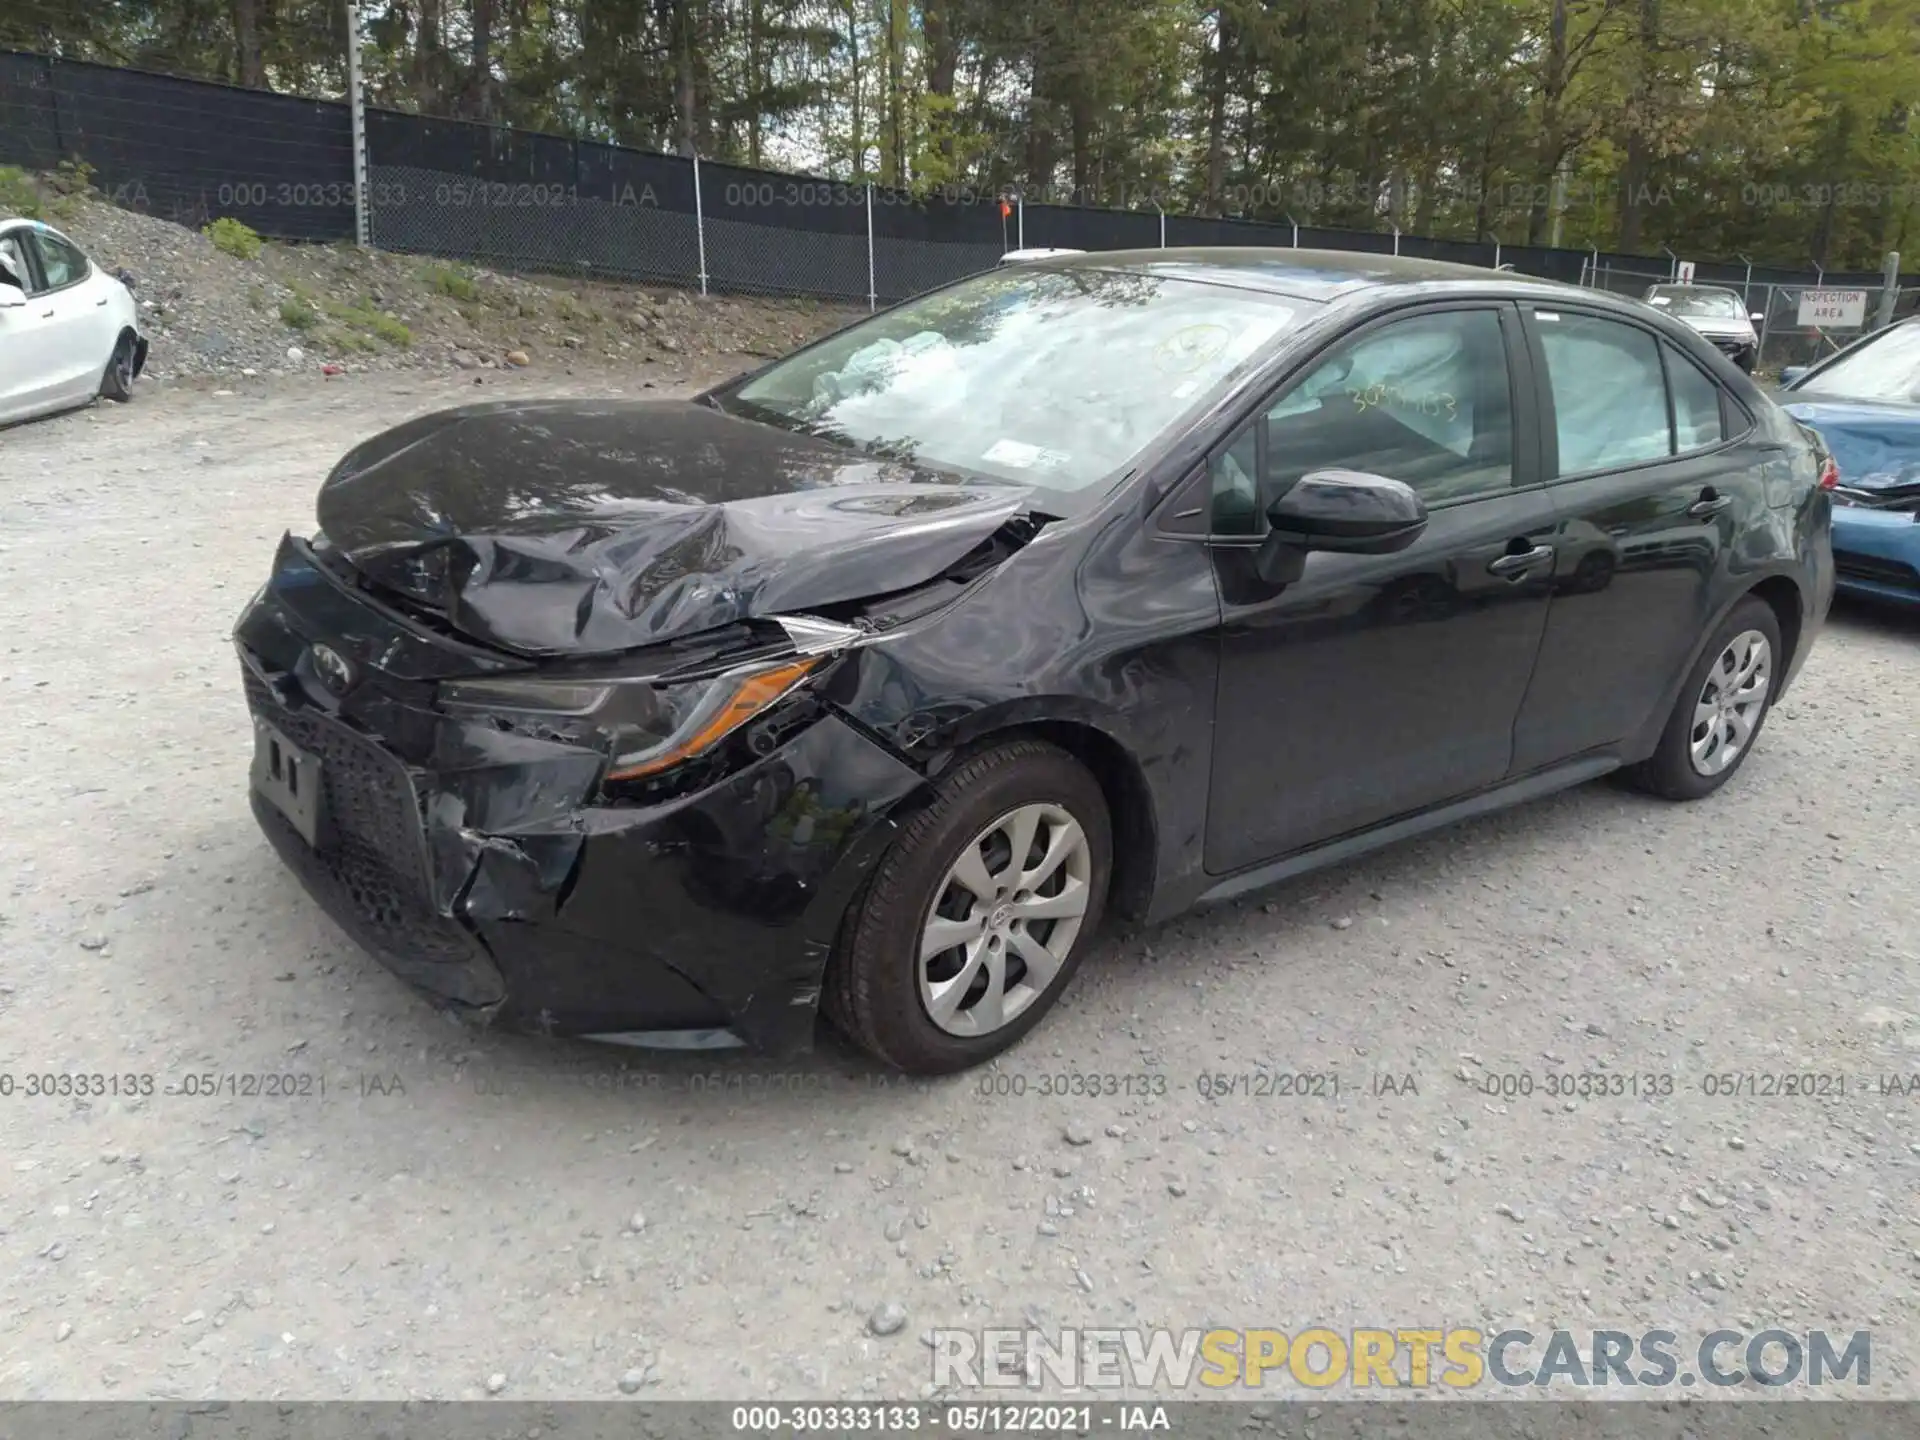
[9,174,857,381]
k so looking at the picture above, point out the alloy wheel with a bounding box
[918,803,1091,1037]
[1688,629,1771,777]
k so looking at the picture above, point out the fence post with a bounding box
[1286,213,1298,248]
[1737,253,1754,306]
[1156,201,1165,249]
[1755,284,1773,365]
[1493,240,1501,270]
[866,183,876,312]
[1392,225,1400,257]
[691,151,708,297]
[1016,197,1024,250]
[344,1,371,247]
[1876,250,1900,330]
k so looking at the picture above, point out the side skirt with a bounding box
[1194,754,1621,908]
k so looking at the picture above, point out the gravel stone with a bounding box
[868,1302,907,1337]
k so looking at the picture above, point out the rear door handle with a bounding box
[94,297,108,307]
[1688,491,1733,519]
[1487,544,1554,578]
[39,308,54,318]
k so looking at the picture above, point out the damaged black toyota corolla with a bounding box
[236,250,1831,1073]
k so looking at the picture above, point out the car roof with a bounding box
[1027,245,1587,304]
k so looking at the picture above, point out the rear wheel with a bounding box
[824,739,1110,1075]
[1623,596,1780,800]
[100,334,136,402]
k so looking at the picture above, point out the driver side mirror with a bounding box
[1256,469,1429,583]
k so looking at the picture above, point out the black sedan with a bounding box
[235,250,1834,1074]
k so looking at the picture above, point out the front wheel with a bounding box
[824,739,1111,1074]
[1623,596,1781,800]
[100,334,136,402]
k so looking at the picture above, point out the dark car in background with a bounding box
[1643,283,1765,372]
[1778,317,1920,605]
[235,250,1833,1074]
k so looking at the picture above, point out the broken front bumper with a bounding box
[235,537,926,1053]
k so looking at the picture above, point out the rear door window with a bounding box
[1534,311,1671,473]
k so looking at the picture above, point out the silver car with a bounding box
[1643,284,1763,372]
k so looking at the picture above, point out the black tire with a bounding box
[100,334,135,402]
[1622,595,1782,800]
[823,738,1111,1075]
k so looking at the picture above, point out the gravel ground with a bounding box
[1,372,1918,1404]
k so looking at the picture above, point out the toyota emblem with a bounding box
[310,643,355,696]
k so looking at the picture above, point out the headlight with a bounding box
[439,655,824,781]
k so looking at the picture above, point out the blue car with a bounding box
[1779,320,1920,605]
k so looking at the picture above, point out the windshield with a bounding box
[1792,322,1920,401]
[726,267,1312,493]
[1648,288,1745,319]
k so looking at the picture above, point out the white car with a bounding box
[1643,283,1762,372]
[0,217,146,425]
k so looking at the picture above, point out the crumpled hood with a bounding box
[1781,398,1920,492]
[315,399,1034,656]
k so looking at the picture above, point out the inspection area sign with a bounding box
[1797,288,1869,327]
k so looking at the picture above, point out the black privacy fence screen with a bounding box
[2,49,1902,310]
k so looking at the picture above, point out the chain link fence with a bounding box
[5,46,1917,332]
[1574,257,1912,375]
[359,118,1012,306]
[1750,283,1912,373]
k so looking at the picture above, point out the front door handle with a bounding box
[1688,490,1733,519]
[94,297,108,307]
[1487,544,1554,579]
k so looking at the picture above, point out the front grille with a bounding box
[242,661,474,967]
[1835,551,1920,591]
